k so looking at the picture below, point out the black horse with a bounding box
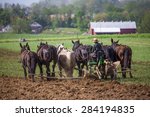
[37,42,57,80]
[20,43,38,82]
[72,40,89,76]
[102,45,117,62]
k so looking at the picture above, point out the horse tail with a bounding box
[26,54,31,74]
[27,53,37,75]
[71,52,76,68]
[128,47,132,68]
[124,48,132,70]
[120,48,128,78]
[31,53,37,73]
[124,47,133,78]
[123,49,129,69]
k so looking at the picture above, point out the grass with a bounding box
[0,32,150,85]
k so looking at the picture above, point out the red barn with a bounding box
[89,21,136,35]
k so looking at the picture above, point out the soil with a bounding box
[0,77,150,100]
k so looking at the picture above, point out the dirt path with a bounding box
[0,77,150,100]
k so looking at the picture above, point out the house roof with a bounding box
[90,21,136,29]
[30,22,42,28]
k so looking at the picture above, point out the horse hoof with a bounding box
[24,77,27,80]
[47,78,50,81]
[52,73,55,77]
[40,79,43,82]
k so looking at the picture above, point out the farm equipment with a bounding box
[87,56,105,79]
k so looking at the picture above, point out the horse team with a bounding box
[20,38,132,82]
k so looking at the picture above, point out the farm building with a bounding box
[89,21,136,35]
[30,22,43,34]
[0,25,12,33]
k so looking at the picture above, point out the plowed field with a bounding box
[0,77,150,100]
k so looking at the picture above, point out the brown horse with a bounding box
[111,38,133,78]
[20,43,38,82]
[37,42,57,80]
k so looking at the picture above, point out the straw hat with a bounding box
[92,38,99,43]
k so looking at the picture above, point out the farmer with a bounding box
[92,38,105,64]
[92,38,105,79]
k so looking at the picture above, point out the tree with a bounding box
[11,4,26,18]
[140,12,150,33]
[75,8,88,31]
[0,8,11,26]
[51,17,59,31]
[94,13,108,21]
[12,17,31,33]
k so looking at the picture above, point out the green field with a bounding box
[0,32,150,85]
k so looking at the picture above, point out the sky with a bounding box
[0,0,41,6]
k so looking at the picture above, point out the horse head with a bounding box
[72,40,82,51]
[57,44,65,55]
[20,43,30,53]
[37,42,48,52]
[80,48,89,61]
[111,38,119,49]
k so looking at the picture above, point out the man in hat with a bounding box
[92,38,102,54]
[92,38,105,78]
[92,38,105,64]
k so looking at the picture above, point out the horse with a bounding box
[37,42,57,80]
[102,45,117,62]
[72,40,89,76]
[57,44,76,77]
[111,38,133,78]
[20,43,38,82]
[104,59,120,80]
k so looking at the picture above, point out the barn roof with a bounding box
[90,21,136,29]
[94,28,120,33]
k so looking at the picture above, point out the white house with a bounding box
[30,22,43,34]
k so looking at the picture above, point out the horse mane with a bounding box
[116,43,122,46]
[117,43,129,48]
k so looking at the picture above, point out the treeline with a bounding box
[0,0,150,33]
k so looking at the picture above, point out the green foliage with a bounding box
[12,17,31,33]
[94,13,108,22]
[139,12,150,33]
[75,8,89,31]
[0,8,11,26]
[51,18,59,31]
